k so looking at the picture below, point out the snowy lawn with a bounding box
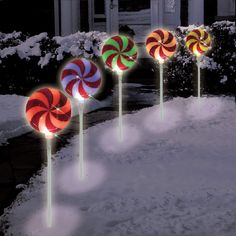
[1,96,236,236]
[0,94,111,145]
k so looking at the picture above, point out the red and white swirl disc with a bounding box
[146,29,177,62]
[25,87,71,135]
[60,58,102,100]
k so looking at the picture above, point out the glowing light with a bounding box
[113,66,123,75]
[144,105,182,133]
[157,56,165,65]
[75,93,85,103]
[99,125,141,153]
[187,97,223,120]
[40,126,53,139]
[25,205,81,236]
[194,50,202,58]
[58,161,106,194]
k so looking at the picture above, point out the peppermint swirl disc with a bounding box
[146,29,177,62]
[26,88,71,134]
[101,35,138,71]
[186,28,212,57]
[60,58,102,100]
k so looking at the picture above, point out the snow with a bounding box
[0,94,111,145]
[0,31,108,67]
[0,33,47,60]
[54,31,108,61]
[38,53,52,68]
[200,55,217,70]
[212,21,236,34]
[0,95,30,145]
[220,75,228,84]
[1,96,236,235]
[0,31,22,42]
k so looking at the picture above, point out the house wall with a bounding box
[57,0,234,37]
[163,0,181,29]
[217,0,235,16]
[60,0,80,36]
[188,0,204,25]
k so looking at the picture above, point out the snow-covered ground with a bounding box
[0,94,111,145]
[1,96,236,236]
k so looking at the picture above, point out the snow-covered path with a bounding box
[1,97,236,236]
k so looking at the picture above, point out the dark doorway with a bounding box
[204,0,218,25]
[181,0,188,26]
[81,0,89,32]
[0,0,55,36]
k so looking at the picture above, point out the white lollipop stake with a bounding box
[45,132,53,227]
[60,58,102,180]
[77,96,85,179]
[25,88,72,227]
[157,57,165,120]
[115,67,124,141]
[101,35,138,142]
[146,29,177,120]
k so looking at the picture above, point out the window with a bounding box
[94,0,105,14]
[92,0,106,31]
[119,0,150,12]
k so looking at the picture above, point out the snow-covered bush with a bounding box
[0,31,108,67]
[0,31,108,95]
[167,21,236,96]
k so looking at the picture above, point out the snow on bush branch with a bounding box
[0,31,108,67]
[167,21,236,96]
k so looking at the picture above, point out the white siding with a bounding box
[163,0,181,29]
[60,0,80,36]
[218,0,235,16]
[188,0,204,25]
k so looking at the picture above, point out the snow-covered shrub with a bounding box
[167,21,236,96]
[0,31,108,67]
[0,31,27,50]
[166,27,195,97]
[206,21,236,94]
[0,31,108,95]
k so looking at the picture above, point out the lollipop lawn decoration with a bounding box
[102,35,138,141]
[25,87,71,227]
[60,58,102,179]
[186,28,212,99]
[146,29,177,119]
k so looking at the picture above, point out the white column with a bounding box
[105,0,118,34]
[71,0,80,33]
[151,0,164,28]
[61,0,73,36]
[60,0,80,35]
[88,0,94,30]
[158,0,164,27]
[54,0,60,35]
[188,0,204,25]
[151,0,159,28]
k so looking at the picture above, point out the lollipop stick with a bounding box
[197,57,201,99]
[79,102,84,179]
[118,72,123,142]
[159,62,164,120]
[46,136,52,227]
